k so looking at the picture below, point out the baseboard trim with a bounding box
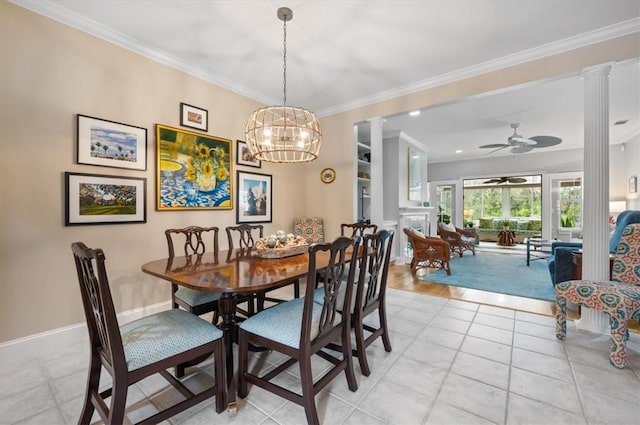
[0,301,171,364]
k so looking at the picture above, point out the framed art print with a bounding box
[77,114,147,170]
[630,175,638,193]
[180,103,208,132]
[236,170,272,223]
[236,140,261,168]
[65,172,146,225]
[156,124,232,210]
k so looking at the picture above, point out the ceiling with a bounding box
[13,0,640,163]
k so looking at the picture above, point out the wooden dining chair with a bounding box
[71,242,227,425]
[237,236,360,425]
[341,222,378,237]
[165,226,222,320]
[226,224,300,312]
[351,229,394,376]
[165,226,223,377]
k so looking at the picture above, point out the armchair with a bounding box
[547,210,640,286]
[403,228,451,275]
[437,222,476,257]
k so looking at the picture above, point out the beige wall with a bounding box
[1,1,638,342]
[0,2,306,342]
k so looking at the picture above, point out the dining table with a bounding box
[141,247,335,413]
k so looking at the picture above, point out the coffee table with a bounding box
[526,237,552,266]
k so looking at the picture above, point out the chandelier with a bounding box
[245,7,322,163]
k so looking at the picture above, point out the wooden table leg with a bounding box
[218,293,238,415]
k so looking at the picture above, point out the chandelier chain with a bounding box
[282,18,287,105]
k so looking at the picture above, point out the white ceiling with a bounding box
[13,0,640,163]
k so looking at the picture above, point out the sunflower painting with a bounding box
[156,124,232,210]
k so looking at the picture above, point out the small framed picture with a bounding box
[77,114,147,171]
[236,140,261,168]
[65,172,146,226]
[630,175,638,193]
[236,170,272,223]
[180,103,208,132]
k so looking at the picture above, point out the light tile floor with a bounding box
[2,288,639,425]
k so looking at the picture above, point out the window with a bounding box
[463,175,542,223]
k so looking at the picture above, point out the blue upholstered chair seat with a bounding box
[121,309,223,371]
[175,287,221,306]
[239,298,342,348]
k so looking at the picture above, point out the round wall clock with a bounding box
[320,167,336,184]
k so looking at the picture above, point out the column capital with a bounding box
[581,61,615,78]
[366,117,385,126]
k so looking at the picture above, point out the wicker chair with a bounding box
[437,223,476,257]
[403,228,451,275]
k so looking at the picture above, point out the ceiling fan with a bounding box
[479,123,562,154]
[483,176,527,184]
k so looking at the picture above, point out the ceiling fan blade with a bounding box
[486,145,510,155]
[511,136,537,145]
[510,145,534,154]
[479,143,509,149]
[507,177,527,183]
[529,135,562,148]
[483,179,501,184]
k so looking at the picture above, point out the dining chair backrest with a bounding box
[341,222,378,238]
[165,226,219,257]
[226,224,264,249]
[72,242,125,372]
[306,236,361,346]
[612,223,640,285]
[356,229,394,311]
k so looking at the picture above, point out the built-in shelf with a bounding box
[357,177,371,182]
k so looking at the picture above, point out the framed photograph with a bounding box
[236,140,261,168]
[630,175,638,193]
[180,103,208,132]
[156,124,232,210]
[65,172,146,226]
[236,170,272,223]
[77,114,147,171]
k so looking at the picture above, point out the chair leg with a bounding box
[237,330,249,398]
[609,315,628,368]
[300,356,320,425]
[78,352,101,425]
[107,380,127,425]
[342,325,358,392]
[353,313,370,377]
[555,295,567,340]
[175,364,186,378]
[379,303,392,353]
[293,279,300,298]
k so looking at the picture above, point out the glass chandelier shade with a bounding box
[245,7,322,163]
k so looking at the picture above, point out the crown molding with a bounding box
[317,18,640,117]
[11,1,638,117]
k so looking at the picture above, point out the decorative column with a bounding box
[368,117,384,226]
[576,63,613,333]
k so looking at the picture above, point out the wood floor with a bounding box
[388,262,580,320]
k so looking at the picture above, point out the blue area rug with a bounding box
[419,252,556,301]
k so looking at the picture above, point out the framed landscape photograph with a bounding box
[236,170,272,223]
[77,114,147,170]
[65,172,146,225]
[236,139,261,168]
[180,103,208,132]
[156,124,232,211]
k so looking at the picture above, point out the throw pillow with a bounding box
[441,222,456,232]
[410,228,426,238]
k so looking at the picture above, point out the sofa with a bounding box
[547,210,640,286]
[476,217,542,243]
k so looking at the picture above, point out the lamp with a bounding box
[609,200,626,225]
[245,7,322,163]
